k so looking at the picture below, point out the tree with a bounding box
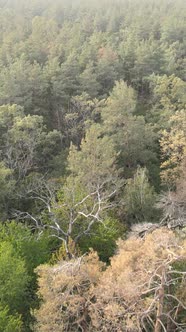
[102,80,158,181]
[79,62,101,98]
[53,125,122,256]
[0,241,29,321]
[0,56,45,114]
[118,29,139,84]
[34,251,104,332]
[157,157,186,229]
[79,31,105,68]
[102,80,137,129]
[0,221,54,331]
[63,93,101,147]
[132,38,165,93]
[4,114,46,179]
[0,104,61,180]
[28,16,59,63]
[0,163,14,219]
[161,14,186,44]
[0,221,51,275]
[95,47,121,97]
[149,74,186,127]
[92,228,186,332]
[54,53,80,106]
[117,115,158,180]
[0,306,22,332]
[42,54,81,133]
[123,167,158,224]
[15,125,122,258]
[78,217,125,262]
[34,228,186,332]
[163,41,186,79]
[160,110,186,187]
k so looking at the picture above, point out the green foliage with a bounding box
[79,217,125,262]
[102,80,137,130]
[117,116,158,178]
[0,222,51,274]
[79,62,101,98]
[0,56,45,112]
[0,221,54,331]
[64,93,100,147]
[0,1,185,328]
[95,46,121,97]
[149,74,186,126]
[123,167,158,224]
[160,110,186,187]
[0,241,29,315]
[68,124,119,190]
[0,104,61,179]
[0,306,22,332]
[102,81,159,182]
[132,39,165,91]
[50,124,122,254]
[28,16,59,63]
[0,162,14,219]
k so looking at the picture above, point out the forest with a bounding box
[0,0,185,331]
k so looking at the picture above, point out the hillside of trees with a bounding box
[0,0,185,330]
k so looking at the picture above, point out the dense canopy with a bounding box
[0,0,185,330]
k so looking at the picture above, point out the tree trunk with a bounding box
[166,282,176,332]
[155,267,166,332]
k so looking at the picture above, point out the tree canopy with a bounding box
[0,0,185,330]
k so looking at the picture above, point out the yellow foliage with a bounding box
[35,250,104,332]
[89,229,186,330]
[35,229,186,331]
[50,238,81,264]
